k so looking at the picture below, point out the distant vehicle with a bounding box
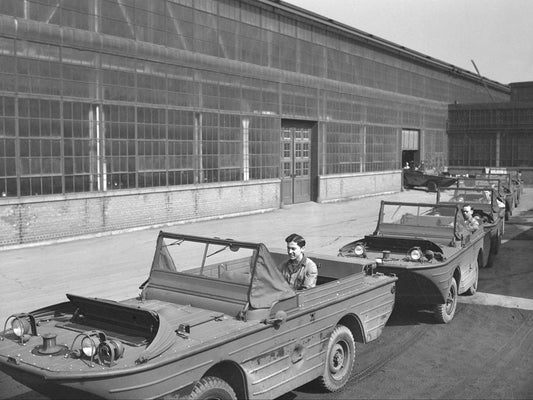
[403,169,457,192]
[339,201,492,323]
[457,176,514,221]
[0,231,397,400]
[484,170,520,208]
[436,186,505,265]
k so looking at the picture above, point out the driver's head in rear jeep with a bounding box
[461,204,480,232]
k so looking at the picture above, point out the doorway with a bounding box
[401,129,420,169]
[281,122,316,205]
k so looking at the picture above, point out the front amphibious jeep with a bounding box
[1,231,397,400]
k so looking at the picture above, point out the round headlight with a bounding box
[353,243,365,256]
[81,337,99,357]
[12,318,30,338]
[409,247,422,261]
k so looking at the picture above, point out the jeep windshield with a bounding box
[437,188,493,205]
[377,202,459,239]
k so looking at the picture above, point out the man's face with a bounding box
[462,206,473,218]
[287,241,304,261]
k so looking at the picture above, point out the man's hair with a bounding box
[285,233,306,248]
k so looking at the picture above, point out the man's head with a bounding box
[285,233,306,261]
[462,204,473,218]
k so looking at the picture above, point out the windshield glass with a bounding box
[438,188,492,205]
[155,237,256,282]
[458,178,501,192]
[486,173,511,188]
[380,203,457,228]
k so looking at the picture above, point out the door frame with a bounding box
[280,119,318,206]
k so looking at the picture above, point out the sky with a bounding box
[283,0,533,85]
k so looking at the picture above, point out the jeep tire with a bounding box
[317,324,355,392]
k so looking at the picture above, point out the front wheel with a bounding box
[317,325,355,392]
[434,278,458,323]
[188,377,236,400]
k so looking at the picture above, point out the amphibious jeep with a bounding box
[339,201,491,323]
[0,231,397,400]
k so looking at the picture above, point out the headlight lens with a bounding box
[353,243,365,256]
[12,318,31,338]
[81,337,100,357]
[409,247,422,261]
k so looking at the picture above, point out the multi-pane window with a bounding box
[105,105,136,190]
[0,97,16,196]
[62,47,97,99]
[168,110,195,185]
[137,107,167,188]
[102,55,136,102]
[63,102,96,193]
[249,117,279,180]
[325,122,361,174]
[282,84,317,118]
[0,37,16,92]
[17,41,61,96]
[201,113,242,183]
[18,99,62,196]
[365,125,398,172]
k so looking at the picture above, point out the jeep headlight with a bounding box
[70,331,124,367]
[81,336,100,357]
[353,243,366,257]
[408,247,423,261]
[2,313,37,344]
[12,318,31,338]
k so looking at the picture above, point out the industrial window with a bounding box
[18,99,62,196]
[0,96,16,197]
[63,101,97,193]
[168,110,195,185]
[249,116,280,180]
[104,105,136,190]
[17,41,61,96]
[325,122,362,174]
[137,107,167,188]
[365,125,398,172]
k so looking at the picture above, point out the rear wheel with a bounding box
[188,377,236,400]
[434,278,458,323]
[317,325,355,392]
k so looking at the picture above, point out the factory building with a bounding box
[448,81,533,182]
[0,0,510,246]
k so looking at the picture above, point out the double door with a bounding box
[281,127,312,205]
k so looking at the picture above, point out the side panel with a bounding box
[239,276,396,399]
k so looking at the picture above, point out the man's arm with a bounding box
[301,258,318,289]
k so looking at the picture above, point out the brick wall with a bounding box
[317,171,402,202]
[0,180,280,248]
